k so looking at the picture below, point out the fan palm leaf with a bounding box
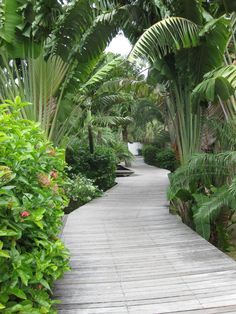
[130,17,199,63]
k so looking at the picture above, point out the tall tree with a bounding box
[121,0,231,164]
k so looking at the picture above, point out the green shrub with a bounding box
[143,145,178,172]
[0,98,69,312]
[65,174,102,213]
[142,145,159,165]
[67,145,117,191]
[156,148,178,172]
[111,142,134,164]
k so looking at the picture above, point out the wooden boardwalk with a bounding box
[55,158,236,313]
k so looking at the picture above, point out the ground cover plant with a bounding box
[65,174,102,214]
[0,98,69,312]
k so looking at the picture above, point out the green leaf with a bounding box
[192,76,235,104]
[83,56,122,88]
[10,287,27,299]
[195,219,211,240]
[1,185,16,190]
[40,279,51,291]
[0,230,18,237]
[18,269,30,286]
[175,189,194,202]
[0,0,22,43]
[0,250,10,258]
[0,303,5,309]
[34,221,44,230]
[32,208,46,221]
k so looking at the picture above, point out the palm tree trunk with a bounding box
[88,125,94,154]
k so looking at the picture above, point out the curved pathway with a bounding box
[55,158,236,313]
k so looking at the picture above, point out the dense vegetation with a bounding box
[0,0,236,311]
[143,145,178,172]
[127,0,236,250]
[67,144,117,191]
[0,98,69,312]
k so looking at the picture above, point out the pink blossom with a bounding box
[38,173,51,187]
[21,211,30,218]
[50,170,58,179]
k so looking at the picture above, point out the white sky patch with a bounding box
[106,33,132,56]
[106,32,149,78]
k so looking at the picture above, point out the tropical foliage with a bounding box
[109,0,236,251]
[0,98,69,312]
[65,174,102,214]
[143,145,178,172]
[66,143,117,191]
[1,0,236,310]
[130,13,230,164]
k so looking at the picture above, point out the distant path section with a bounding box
[55,158,236,313]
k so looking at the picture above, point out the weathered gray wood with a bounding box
[55,158,236,313]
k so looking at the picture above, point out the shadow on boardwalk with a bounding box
[55,158,236,314]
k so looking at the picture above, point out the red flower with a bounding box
[21,211,30,218]
[50,170,58,179]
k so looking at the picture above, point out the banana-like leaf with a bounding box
[192,76,234,103]
[205,65,236,89]
[0,0,21,43]
[192,65,236,103]
[130,17,199,62]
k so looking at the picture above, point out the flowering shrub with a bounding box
[65,174,102,213]
[0,98,69,312]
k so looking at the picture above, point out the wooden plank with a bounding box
[55,158,236,313]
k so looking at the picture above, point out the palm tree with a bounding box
[56,55,151,148]
[95,0,229,163]
[129,11,230,164]
[0,1,122,142]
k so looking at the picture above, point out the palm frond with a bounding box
[130,17,199,63]
[193,187,231,240]
[98,79,151,96]
[0,52,69,138]
[169,151,236,201]
[48,0,94,60]
[93,95,128,111]
[94,114,132,127]
[83,56,122,89]
[211,119,236,151]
